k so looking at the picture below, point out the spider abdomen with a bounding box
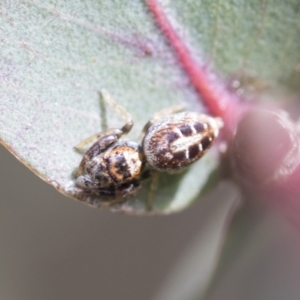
[142,112,221,173]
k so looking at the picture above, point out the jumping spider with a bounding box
[75,90,222,209]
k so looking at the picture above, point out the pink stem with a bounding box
[145,0,247,133]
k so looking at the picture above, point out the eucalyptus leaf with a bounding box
[1,0,299,213]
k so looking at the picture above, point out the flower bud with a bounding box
[232,108,300,187]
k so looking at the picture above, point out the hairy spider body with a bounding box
[74,90,222,208]
[142,112,221,173]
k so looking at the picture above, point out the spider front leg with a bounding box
[100,89,133,135]
[75,90,134,176]
[72,178,142,208]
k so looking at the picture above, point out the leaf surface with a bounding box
[1,0,299,213]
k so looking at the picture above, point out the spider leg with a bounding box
[146,170,159,211]
[140,104,185,140]
[100,89,133,134]
[76,89,134,151]
[75,128,123,151]
[75,89,135,176]
[74,180,142,207]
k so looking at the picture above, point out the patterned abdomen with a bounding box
[142,112,221,173]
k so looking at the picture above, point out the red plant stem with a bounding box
[145,0,247,134]
[145,0,300,231]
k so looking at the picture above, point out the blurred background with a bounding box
[2,145,300,300]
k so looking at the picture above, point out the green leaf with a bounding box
[1,0,299,213]
[172,0,300,95]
